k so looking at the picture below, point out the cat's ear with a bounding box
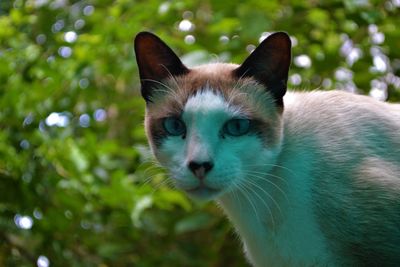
[233,32,291,107]
[134,32,189,102]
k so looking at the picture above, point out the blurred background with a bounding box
[0,0,399,266]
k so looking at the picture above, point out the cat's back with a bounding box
[283,90,400,152]
[282,90,400,266]
[284,90,400,127]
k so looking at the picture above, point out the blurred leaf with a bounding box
[174,213,215,234]
[0,1,399,266]
[131,195,153,227]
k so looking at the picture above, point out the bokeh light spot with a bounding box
[45,112,69,127]
[14,214,33,229]
[64,31,77,43]
[184,35,195,45]
[94,109,107,122]
[289,73,302,86]
[58,46,72,58]
[294,55,312,68]
[74,19,85,30]
[37,255,50,267]
[179,20,194,32]
[79,114,90,128]
[83,5,94,16]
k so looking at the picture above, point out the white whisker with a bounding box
[243,178,282,219]
[243,171,289,203]
[243,163,296,176]
[237,183,261,223]
[244,169,288,185]
[143,166,165,177]
[159,64,182,91]
[141,78,181,100]
[140,172,165,188]
[228,183,244,212]
[241,181,276,229]
[149,176,175,196]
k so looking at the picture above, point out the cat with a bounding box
[134,31,400,267]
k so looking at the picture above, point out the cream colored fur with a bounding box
[221,90,400,266]
[135,31,400,267]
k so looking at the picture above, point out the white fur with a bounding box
[184,88,242,116]
[136,32,400,266]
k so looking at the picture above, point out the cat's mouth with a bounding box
[185,185,220,200]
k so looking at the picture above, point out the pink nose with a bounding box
[188,161,214,179]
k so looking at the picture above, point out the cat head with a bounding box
[134,32,291,200]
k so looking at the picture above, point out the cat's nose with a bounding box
[188,161,214,179]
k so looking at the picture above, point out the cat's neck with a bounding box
[216,141,333,266]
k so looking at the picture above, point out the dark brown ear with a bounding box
[134,32,189,102]
[233,32,291,107]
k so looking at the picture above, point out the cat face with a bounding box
[134,32,291,200]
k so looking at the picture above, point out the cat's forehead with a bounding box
[183,89,242,119]
[176,63,240,93]
[184,89,228,112]
[145,63,278,120]
[190,63,237,76]
[145,64,237,114]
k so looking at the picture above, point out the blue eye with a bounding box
[163,117,186,136]
[224,119,250,136]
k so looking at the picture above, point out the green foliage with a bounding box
[0,0,399,266]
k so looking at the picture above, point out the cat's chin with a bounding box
[185,185,221,201]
